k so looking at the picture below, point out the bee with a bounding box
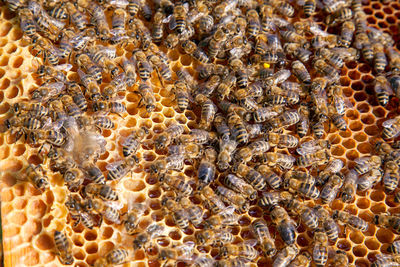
[235,140,270,163]
[340,170,358,203]
[195,229,234,247]
[92,101,126,116]
[87,47,119,79]
[313,59,340,83]
[333,210,368,232]
[283,42,312,64]
[82,163,106,185]
[219,242,259,261]
[326,8,353,25]
[259,191,290,207]
[314,205,339,241]
[373,213,400,233]
[197,147,217,189]
[179,129,216,145]
[320,173,343,203]
[229,58,248,89]
[75,53,102,84]
[303,0,316,17]
[170,2,187,34]
[54,231,73,265]
[266,132,298,148]
[357,168,383,191]
[181,40,209,64]
[163,33,180,49]
[251,219,276,257]
[137,82,156,113]
[223,174,256,201]
[37,64,70,83]
[29,129,65,147]
[317,48,345,69]
[158,243,195,266]
[201,186,227,214]
[122,201,146,235]
[374,75,392,106]
[132,223,165,249]
[216,73,236,101]
[267,110,300,130]
[6,0,27,12]
[84,197,121,224]
[216,138,236,171]
[372,43,387,73]
[256,165,282,190]
[284,177,320,199]
[353,156,381,175]
[280,29,306,47]
[148,54,172,82]
[356,32,374,63]
[94,248,129,267]
[284,198,318,229]
[31,82,65,102]
[106,156,137,181]
[28,2,64,39]
[132,50,152,82]
[63,168,84,189]
[313,230,329,267]
[86,3,109,41]
[338,20,355,47]
[19,8,37,40]
[215,185,249,213]
[154,124,185,150]
[383,115,400,139]
[270,205,297,245]
[227,112,249,145]
[273,244,299,267]
[274,0,295,17]
[13,102,48,118]
[160,174,193,197]
[150,154,185,175]
[24,164,49,191]
[203,206,237,228]
[233,163,267,191]
[179,198,204,227]
[289,252,312,267]
[199,14,214,34]
[65,195,96,229]
[121,127,148,158]
[388,47,400,71]
[387,240,400,254]
[64,2,87,31]
[332,250,349,267]
[269,85,300,105]
[85,184,118,201]
[207,28,226,59]
[264,152,296,170]
[297,149,330,168]
[246,9,261,38]
[383,160,400,193]
[296,140,330,155]
[110,8,127,44]
[77,69,102,102]
[297,103,310,137]
[195,95,217,130]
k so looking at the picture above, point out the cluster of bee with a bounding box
[3,0,400,266]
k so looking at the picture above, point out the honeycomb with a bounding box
[0,0,399,266]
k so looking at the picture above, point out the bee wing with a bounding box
[147,223,165,238]
[105,200,124,210]
[109,0,129,7]
[243,239,258,247]
[296,0,305,6]
[354,156,370,165]
[168,144,184,155]
[168,15,176,30]
[327,159,344,172]
[106,160,124,171]
[382,118,397,128]
[53,63,73,72]
[309,23,329,37]
[221,206,236,215]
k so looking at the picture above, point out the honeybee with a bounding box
[63,168,84,189]
[353,156,381,175]
[273,244,299,267]
[246,9,261,38]
[266,132,298,148]
[270,205,297,245]
[81,163,106,185]
[158,242,195,266]
[268,85,301,105]
[102,73,127,100]
[137,82,156,113]
[296,149,330,168]
[54,231,73,265]
[19,8,38,40]
[388,47,400,71]
[235,140,270,163]
[374,75,392,106]
[65,2,87,31]
[338,20,355,47]
[94,248,129,267]
[13,102,48,118]
[333,210,368,232]
[255,165,282,190]
[251,219,276,257]
[148,54,172,83]
[325,7,353,25]
[283,42,312,63]
[24,164,49,191]
[75,53,102,84]
[284,198,318,229]
[204,205,239,229]
[59,95,82,118]
[373,213,400,233]
[355,32,374,63]
[259,191,290,207]
[92,100,126,116]
[121,59,137,88]
[320,173,343,203]
[313,59,340,83]
[264,152,296,170]
[251,106,280,123]
[28,2,64,39]
[296,140,331,155]
[227,112,249,145]
[65,195,97,229]
[159,173,193,197]
[195,228,234,247]
[31,82,65,102]
[179,198,204,227]
[87,47,119,79]
[233,163,266,191]
[387,240,400,254]
[215,185,249,213]
[313,230,328,267]
[220,241,259,261]
[37,63,71,83]
[29,129,65,147]
[332,250,349,267]
[132,223,165,249]
[372,43,387,73]
[181,40,209,63]
[154,124,185,150]
[150,154,185,175]
[383,115,400,139]
[297,103,310,137]
[284,177,320,199]
[6,0,27,12]
[122,201,146,235]
[106,156,137,181]
[357,168,383,191]
[314,205,339,241]
[280,29,306,46]
[340,170,358,203]
[85,184,118,201]
[179,129,216,145]
[222,174,256,201]
[383,160,400,193]
[77,69,101,101]
[195,95,217,131]
[215,138,236,171]
[216,73,236,101]
[121,127,148,158]
[303,0,316,17]
[197,147,217,189]
[200,186,227,214]
[267,110,300,131]
[132,51,152,82]
[84,197,121,224]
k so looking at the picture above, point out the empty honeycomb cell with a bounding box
[151,113,164,123]
[0,145,9,159]
[364,125,379,136]
[123,179,146,192]
[73,235,85,247]
[355,258,370,267]
[348,70,361,80]
[373,106,386,118]
[354,92,368,102]
[356,198,371,209]
[8,211,26,225]
[353,245,368,257]
[75,248,86,260]
[127,104,138,115]
[12,144,25,156]
[342,139,356,149]
[364,7,373,14]
[85,243,98,254]
[350,231,365,244]
[337,239,351,251]
[148,189,161,198]
[27,199,47,218]
[375,11,385,19]
[365,237,381,250]
[339,129,352,138]
[359,210,373,222]
[5,85,18,99]
[351,81,364,91]
[328,134,341,145]
[42,215,53,228]
[35,233,53,250]
[367,16,377,24]
[370,202,387,214]
[332,145,345,156]
[357,143,372,154]
[162,108,175,118]
[349,121,363,131]
[0,22,11,36]
[376,228,395,243]
[11,55,23,68]
[354,132,367,142]
[169,230,182,240]
[101,227,114,240]
[361,114,375,125]
[0,77,10,89]
[345,150,360,161]
[387,16,396,24]
[346,109,360,120]
[5,43,16,54]
[22,247,39,266]
[378,21,389,28]
[13,198,27,210]
[27,155,43,165]
[84,230,98,241]
[9,27,22,41]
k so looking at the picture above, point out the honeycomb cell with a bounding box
[350,231,365,244]
[35,233,53,250]
[373,107,386,118]
[85,243,98,254]
[332,145,345,156]
[8,211,27,225]
[84,230,98,241]
[337,239,351,251]
[353,245,368,257]
[354,92,367,102]
[364,125,379,136]
[356,198,370,209]
[355,258,370,267]
[365,237,381,250]
[351,81,364,91]
[73,235,85,247]
[357,143,372,154]
[376,228,395,243]
[342,139,356,149]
